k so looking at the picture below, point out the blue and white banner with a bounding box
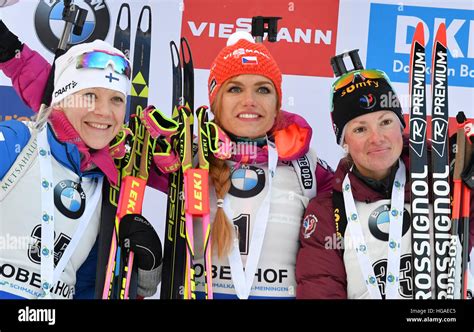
[367,3,474,88]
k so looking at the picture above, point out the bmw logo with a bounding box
[54,180,86,219]
[368,203,410,241]
[34,0,110,53]
[229,166,265,198]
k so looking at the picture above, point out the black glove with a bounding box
[118,214,162,271]
[0,19,23,63]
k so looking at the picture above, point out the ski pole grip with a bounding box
[251,16,281,43]
[330,49,363,77]
[40,1,88,107]
[73,7,88,36]
[349,50,364,70]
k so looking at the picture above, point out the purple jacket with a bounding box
[296,141,474,299]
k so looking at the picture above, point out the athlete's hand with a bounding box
[118,214,162,271]
[0,20,23,63]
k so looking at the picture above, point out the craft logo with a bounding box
[367,3,473,88]
[34,0,110,53]
[54,81,78,98]
[181,0,339,77]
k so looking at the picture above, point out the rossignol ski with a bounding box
[161,38,194,299]
[430,23,451,299]
[409,22,473,300]
[409,22,431,299]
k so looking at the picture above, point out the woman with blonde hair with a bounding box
[194,31,333,299]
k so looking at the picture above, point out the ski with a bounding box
[113,3,131,60]
[409,22,431,299]
[113,2,131,120]
[161,38,195,299]
[95,2,132,299]
[129,6,152,125]
[115,4,153,298]
[160,41,185,299]
[430,23,451,299]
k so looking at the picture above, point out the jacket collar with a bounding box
[48,110,118,185]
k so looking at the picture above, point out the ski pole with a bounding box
[102,114,151,299]
[180,105,197,299]
[38,1,87,112]
[448,112,467,299]
[196,106,213,299]
[457,112,472,299]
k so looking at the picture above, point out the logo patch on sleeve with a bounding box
[302,214,318,239]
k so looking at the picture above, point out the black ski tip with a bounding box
[116,3,131,29]
[456,111,466,124]
[180,37,193,64]
[137,5,152,34]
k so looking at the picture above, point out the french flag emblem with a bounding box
[242,56,258,65]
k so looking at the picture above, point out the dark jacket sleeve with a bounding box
[296,192,347,299]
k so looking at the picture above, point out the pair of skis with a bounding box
[99,3,153,299]
[160,39,214,299]
[160,38,193,299]
[409,22,471,299]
